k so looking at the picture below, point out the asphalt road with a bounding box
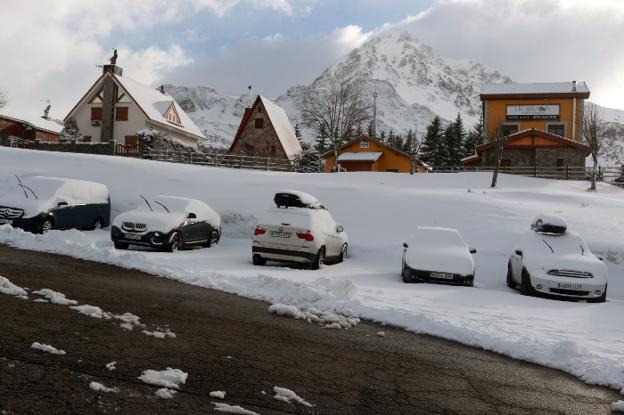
[0,245,619,414]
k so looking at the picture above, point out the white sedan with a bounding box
[402,227,476,286]
[507,214,608,303]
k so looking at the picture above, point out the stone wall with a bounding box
[229,104,288,159]
[480,147,586,167]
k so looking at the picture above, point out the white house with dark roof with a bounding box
[228,95,302,160]
[65,58,204,148]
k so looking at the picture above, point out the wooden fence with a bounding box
[145,149,299,172]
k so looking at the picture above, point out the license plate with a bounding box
[431,272,454,280]
[0,219,12,225]
[270,231,290,238]
[124,233,142,241]
[558,282,582,289]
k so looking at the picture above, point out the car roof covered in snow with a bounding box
[149,195,220,226]
[530,214,567,232]
[26,176,109,202]
[404,227,473,275]
[276,190,320,207]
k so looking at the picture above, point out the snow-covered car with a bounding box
[402,227,476,286]
[507,214,608,302]
[111,196,221,252]
[0,176,110,233]
[252,190,348,269]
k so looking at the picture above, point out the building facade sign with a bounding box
[506,105,560,120]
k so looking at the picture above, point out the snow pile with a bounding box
[273,386,314,407]
[32,289,78,305]
[268,302,360,329]
[612,401,624,413]
[210,391,226,399]
[142,328,176,339]
[0,276,28,297]
[155,388,177,399]
[69,304,112,319]
[212,403,259,415]
[105,361,117,371]
[31,342,65,355]
[89,381,119,393]
[138,368,188,389]
[115,312,143,331]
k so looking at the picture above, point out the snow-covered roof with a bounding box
[480,82,590,96]
[0,110,63,135]
[258,96,302,159]
[113,75,204,139]
[338,152,383,162]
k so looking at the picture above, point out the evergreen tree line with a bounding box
[420,114,485,167]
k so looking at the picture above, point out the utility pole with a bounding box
[372,89,378,138]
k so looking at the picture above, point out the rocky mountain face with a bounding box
[167,31,624,165]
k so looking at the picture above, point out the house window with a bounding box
[255,118,264,129]
[91,107,102,121]
[548,124,565,137]
[83,136,92,143]
[257,106,262,114]
[115,107,129,121]
[125,135,138,147]
[501,124,518,137]
[360,140,369,149]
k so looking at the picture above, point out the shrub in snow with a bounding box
[0,276,28,297]
[59,118,82,143]
[31,342,65,355]
[138,368,188,389]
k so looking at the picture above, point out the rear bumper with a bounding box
[404,265,474,285]
[252,246,317,263]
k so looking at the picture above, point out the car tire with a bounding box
[92,217,104,231]
[401,262,411,283]
[587,285,607,303]
[167,232,182,252]
[310,247,325,270]
[520,268,534,296]
[506,260,516,289]
[252,254,266,266]
[40,218,54,234]
[338,244,348,263]
[114,241,129,250]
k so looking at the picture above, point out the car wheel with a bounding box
[587,285,607,303]
[520,268,534,296]
[506,260,516,289]
[206,230,219,248]
[338,244,348,263]
[252,254,266,266]
[310,247,325,270]
[93,217,104,230]
[167,232,182,252]
[114,241,129,250]
[401,262,411,283]
[41,218,54,234]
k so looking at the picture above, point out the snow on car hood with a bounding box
[113,210,185,233]
[404,227,474,276]
[518,230,607,278]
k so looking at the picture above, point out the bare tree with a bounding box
[405,128,423,175]
[583,103,605,191]
[0,89,7,110]
[490,122,507,188]
[296,72,371,172]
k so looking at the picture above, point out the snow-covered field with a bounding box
[1,147,624,397]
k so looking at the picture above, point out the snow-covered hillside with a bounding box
[1,147,624,397]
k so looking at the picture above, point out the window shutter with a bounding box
[116,107,129,121]
[91,107,102,121]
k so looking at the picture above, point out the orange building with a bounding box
[463,81,590,167]
[322,135,427,173]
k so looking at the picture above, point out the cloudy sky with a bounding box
[1,0,623,118]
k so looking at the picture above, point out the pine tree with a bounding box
[464,122,485,158]
[366,120,376,138]
[294,123,302,141]
[421,116,443,166]
[445,113,466,166]
[378,130,387,143]
[313,123,330,154]
[295,142,324,173]
[59,118,82,142]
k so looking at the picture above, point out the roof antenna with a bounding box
[248,85,253,107]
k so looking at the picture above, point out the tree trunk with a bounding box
[491,165,499,188]
[409,156,415,175]
[332,144,339,172]
[590,155,598,191]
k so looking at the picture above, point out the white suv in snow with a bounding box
[252,190,348,269]
[507,214,608,302]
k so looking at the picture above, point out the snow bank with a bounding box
[31,342,65,355]
[69,304,112,319]
[142,328,176,339]
[612,401,624,412]
[0,276,27,297]
[212,403,259,415]
[273,386,314,407]
[32,289,77,305]
[155,388,177,399]
[138,368,187,389]
[89,381,119,393]
[209,391,226,399]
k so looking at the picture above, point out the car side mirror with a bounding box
[336,225,344,233]
[57,201,68,208]
[515,250,523,256]
[187,212,197,219]
[470,247,477,254]
[403,242,408,249]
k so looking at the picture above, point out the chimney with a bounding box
[42,103,51,120]
[159,85,166,95]
[101,51,121,142]
[102,49,123,76]
[572,80,577,92]
[248,85,253,108]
